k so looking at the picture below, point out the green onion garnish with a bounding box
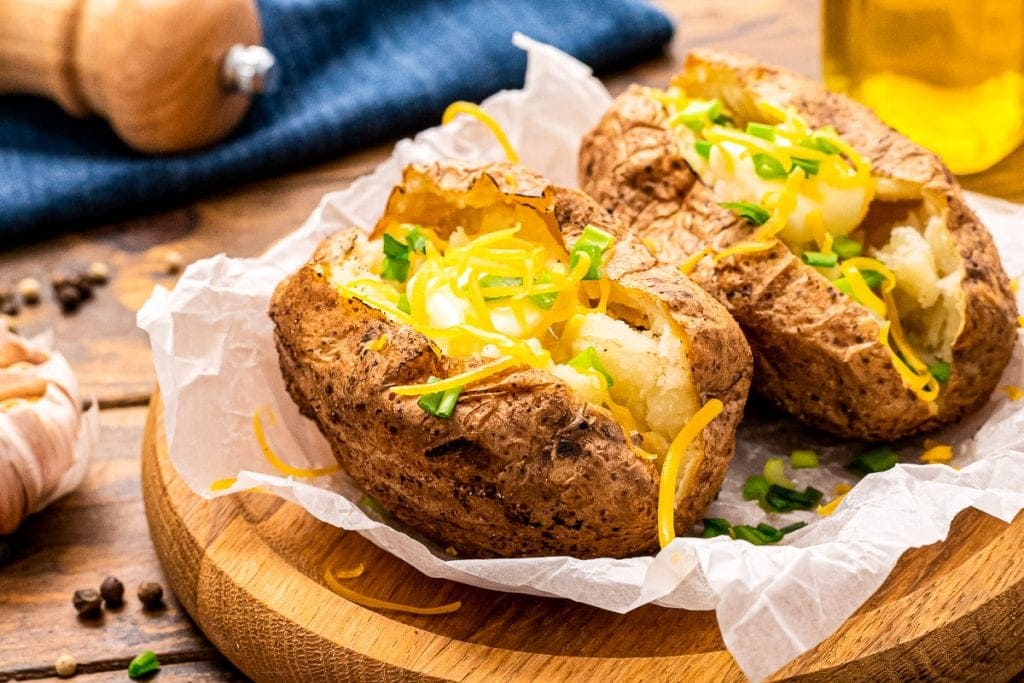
[847,446,900,476]
[802,251,838,268]
[790,157,821,176]
[752,153,788,179]
[695,139,713,159]
[417,376,463,418]
[802,135,842,155]
[479,274,523,301]
[928,361,951,383]
[790,449,819,469]
[779,521,808,535]
[742,474,770,501]
[832,235,863,259]
[528,273,558,310]
[382,233,409,258]
[676,99,724,131]
[762,484,823,512]
[381,233,412,282]
[719,201,770,226]
[128,651,160,679]
[397,293,411,314]
[763,457,796,490]
[567,346,614,388]
[746,122,776,141]
[701,517,732,538]
[570,224,615,281]
[405,225,428,254]
[832,269,885,296]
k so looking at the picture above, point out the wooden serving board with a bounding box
[141,393,1024,681]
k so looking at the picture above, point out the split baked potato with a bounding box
[580,50,1018,441]
[270,161,752,558]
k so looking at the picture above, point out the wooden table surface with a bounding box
[2,1,1021,680]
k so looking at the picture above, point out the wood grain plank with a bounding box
[0,407,236,679]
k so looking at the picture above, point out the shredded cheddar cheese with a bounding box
[921,442,953,464]
[390,356,517,396]
[253,407,341,478]
[442,101,519,164]
[363,333,390,352]
[1001,385,1023,401]
[680,246,714,274]
[210,477,237,491]
[323,568,460,615]
[817,493,847,517]
[657,399,724,548]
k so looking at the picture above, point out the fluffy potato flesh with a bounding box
[326,181,701,465]
[657,85,963,396]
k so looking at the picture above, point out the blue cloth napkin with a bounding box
[0,0,672,241]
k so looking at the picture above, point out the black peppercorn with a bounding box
[50,272,71,289]
[56,284,82,313]
[0,296,18,317]
[72,588,102,618]
[71,274,93,301]
[137,582,164,610]
[100,576,125,607]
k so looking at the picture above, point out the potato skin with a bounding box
[269,163,751,558]
[580,50,1018,441]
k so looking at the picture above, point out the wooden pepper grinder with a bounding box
[0,0,277,153]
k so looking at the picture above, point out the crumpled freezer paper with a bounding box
[138,34,1024,681]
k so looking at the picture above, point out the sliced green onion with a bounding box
[802,251,838,268]
[128,651,160,679]
[790,449,819,469]
[791,157,821,176]
[928,361,951,383]
[752,153,788,179]
[832,269,885,296]
[763,484,823,512]
[417,376,463,418]
[567,346,614,388]
[763,457,796,490]
[746,122,776,141]
[695,139,713,159]
[778,521,808,535]
[832,235,863,259]
[742,474,770,501]
[719,201,770,226]
[528,273,558,310]
[569,224,614,281]
[848,446,900,476]
[405,225,428,254]
[676,99,724,131]
[802,135,842,155]
[382,233,410,259]
[397,293,411,314]
[381,257,410,282]
[479,274,522,301]
[701,517,732,538]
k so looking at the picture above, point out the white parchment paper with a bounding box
[138,35,1024,681]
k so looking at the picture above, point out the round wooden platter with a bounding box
[141,393,1024,682]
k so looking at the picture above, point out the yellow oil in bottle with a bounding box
[823,0,1024,174]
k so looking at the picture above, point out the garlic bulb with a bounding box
[0,324,97,534]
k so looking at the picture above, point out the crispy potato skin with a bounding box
[580,50,1018,441]
[269,163,751,558]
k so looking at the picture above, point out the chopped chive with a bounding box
[479,274,523,301]
[128,651,160,679]
[695,139,713,159]
[676,99,725,131]
[790,449,819,469]
[752,153,788,179]
[569,224,615,280]
[802,251,838,268]
[802,135,842,155]
[417,377,463,418]
[778,521,808,535]
[732,525,773,545]
[832,235,863,259]
[529,274,558,310]
[746,122,776,141]
[381,257,410,282]
[763,457,796,490]
[382,233,410,259]
[848,446,900,476]
[719,201,770,226]
[701,517,733,538]
[762,484,823,512]
[832,269,884,296]
[567,346,614,387]
[790,157,821,176]
[405,225,428,254]
[928,361,951,383]
[742,474,770,501]
[397,293,411,314]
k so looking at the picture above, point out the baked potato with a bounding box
[580,50,1018,441]
[269,161,752,558]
